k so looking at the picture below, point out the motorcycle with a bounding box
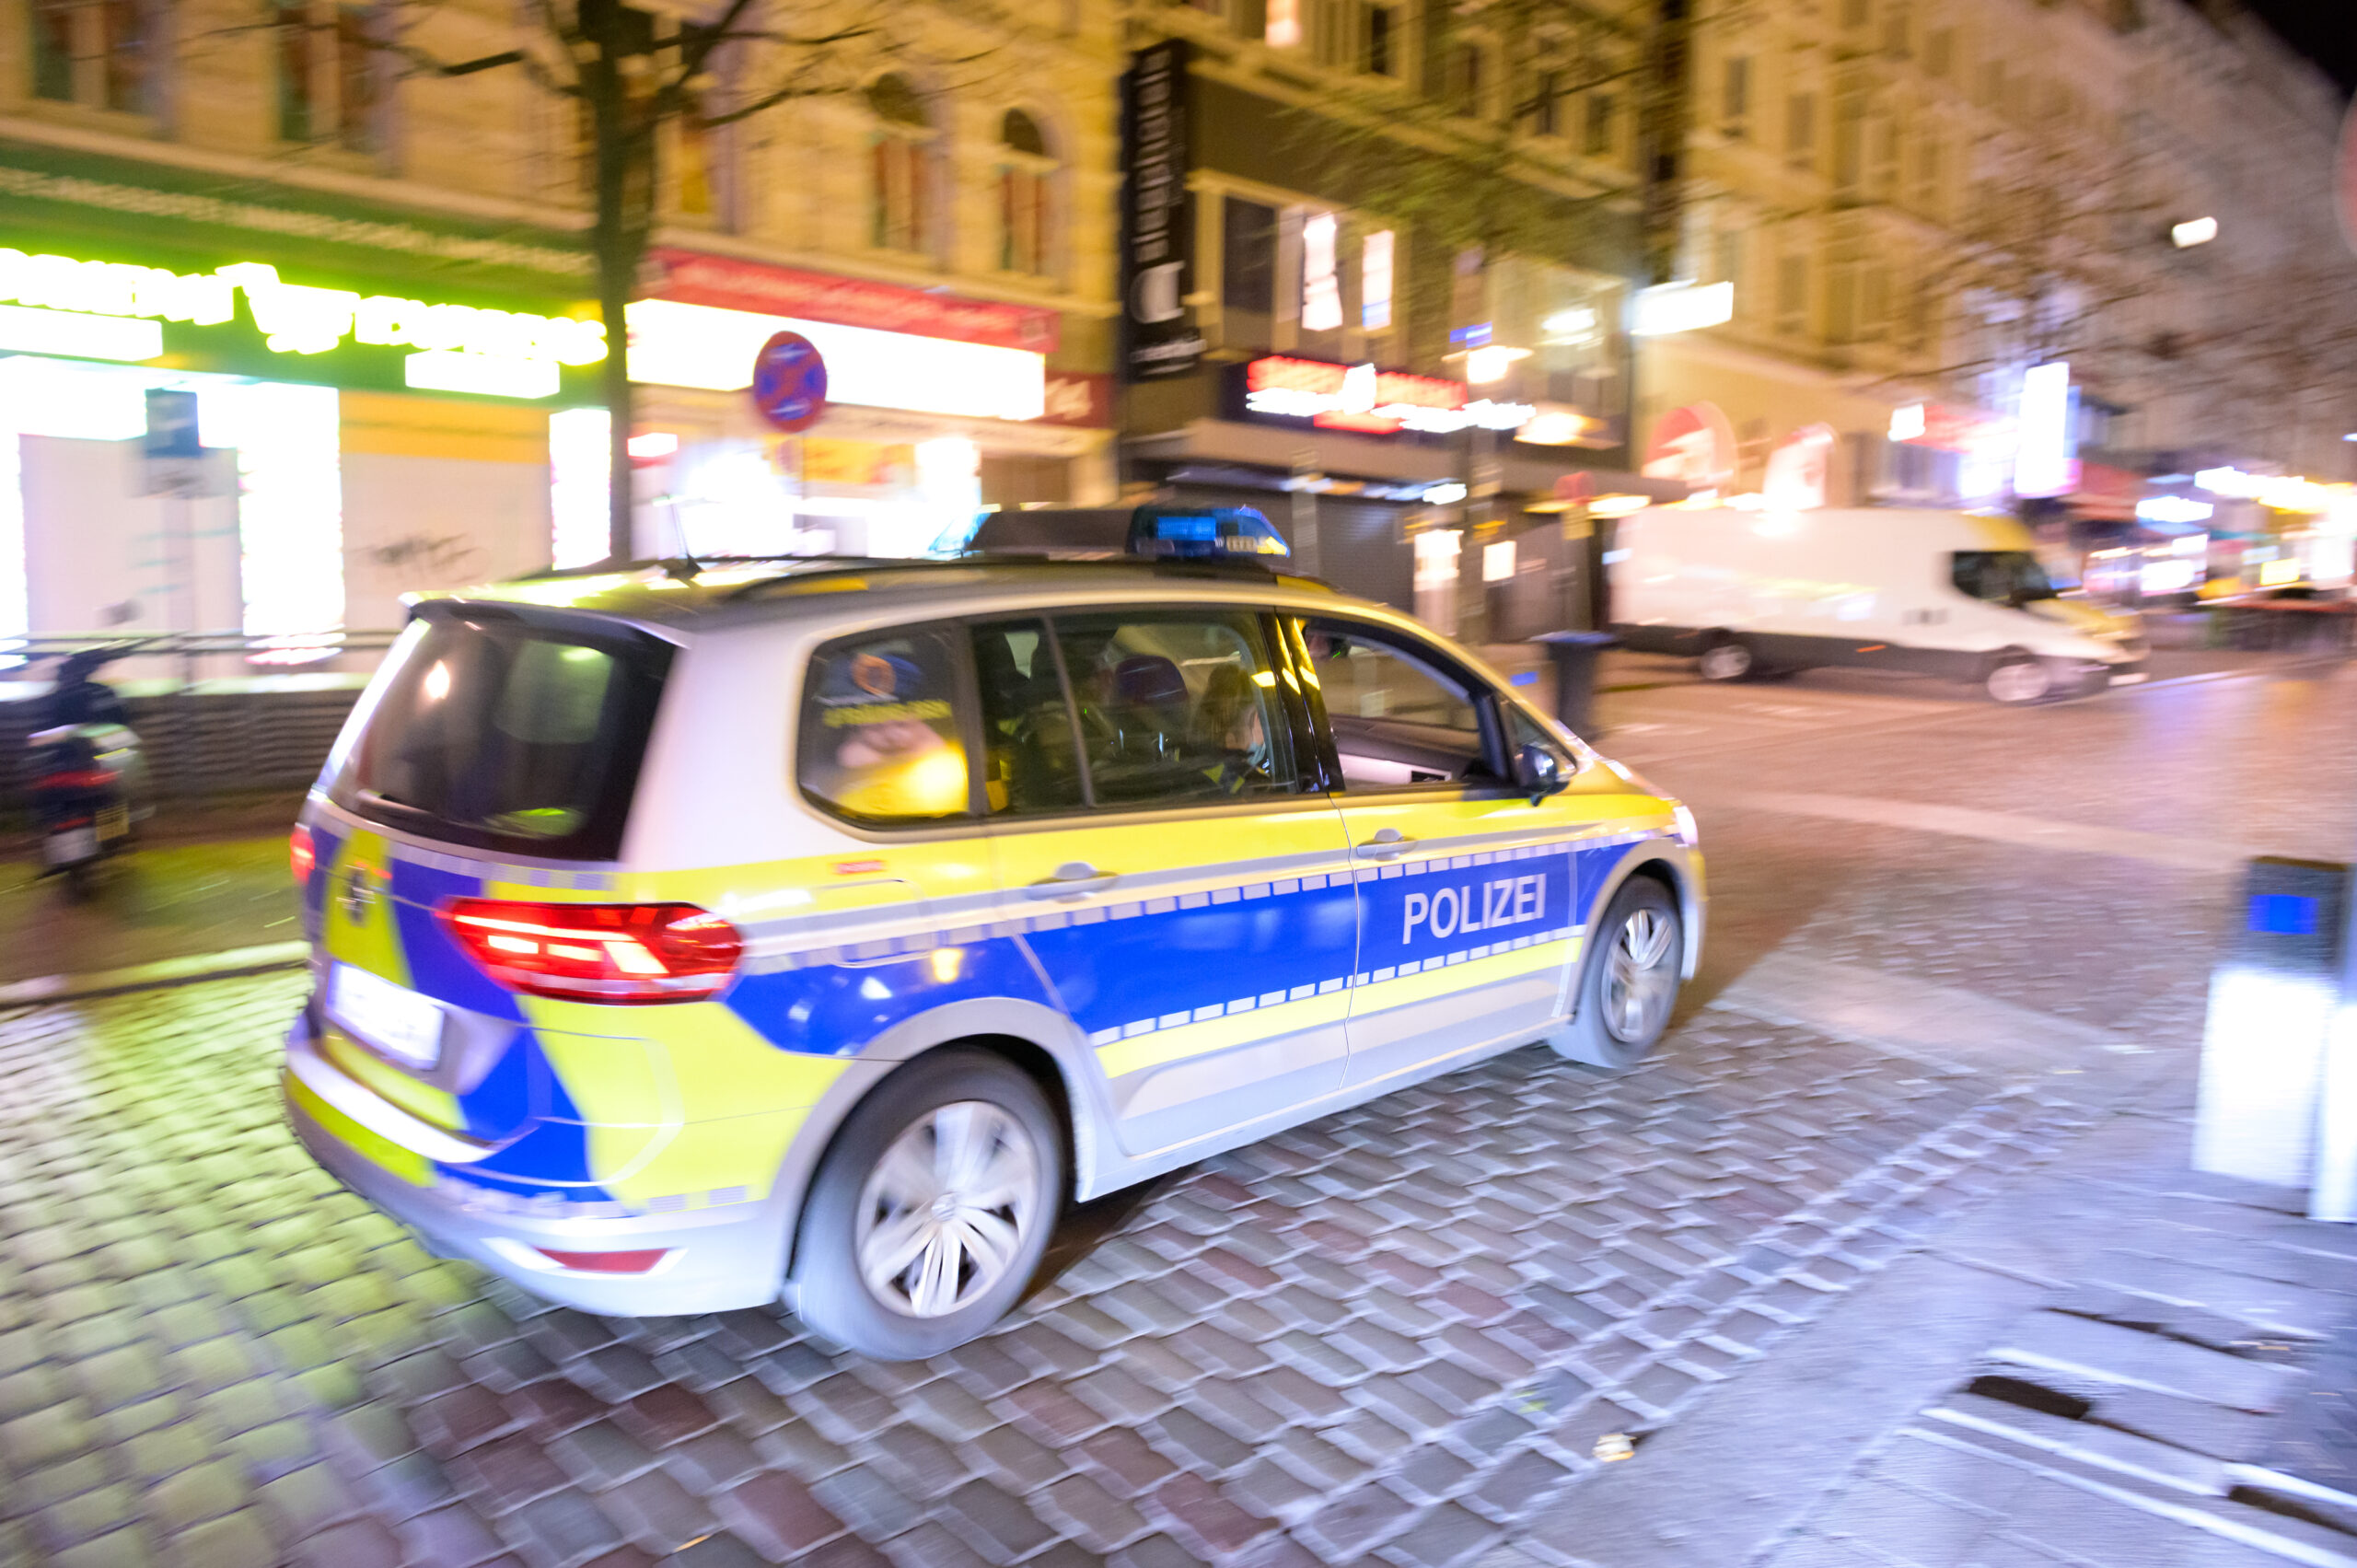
[26,648,152,899]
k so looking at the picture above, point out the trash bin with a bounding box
[1532,630,1619,738]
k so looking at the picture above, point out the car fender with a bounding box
[1568,840,1704,1022]
[765,993,1108,1289]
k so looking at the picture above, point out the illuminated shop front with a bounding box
[589,250,1114,565]
[0,143,600,662]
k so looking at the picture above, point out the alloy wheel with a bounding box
[854,1101,1041,1319]
[1603,906,1678,1042]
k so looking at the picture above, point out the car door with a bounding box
[973,607,1359,1161]
[1281,613,1590,1090]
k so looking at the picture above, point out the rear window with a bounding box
[329,611,671,861]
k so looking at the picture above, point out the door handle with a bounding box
[1026,861,1120,900]
[1356,828,1415,859]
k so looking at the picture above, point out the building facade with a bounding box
[1655,0,2357,588]
[1114,0,1684,636]
[0,0,1122,657]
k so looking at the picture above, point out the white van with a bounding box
[1609,505,2145,703]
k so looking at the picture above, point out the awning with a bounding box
[1124,420,1685,501]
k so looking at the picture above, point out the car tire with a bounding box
[1984,655,2053,704]
[1698,637,1755,682]
[790,1048,1062,1360]
[1544,876,1684,1071]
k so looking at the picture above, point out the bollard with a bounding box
[1531,630,1619,738]
[2193,857,2354,1216]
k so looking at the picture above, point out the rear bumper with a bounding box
[283,1016,792,1316]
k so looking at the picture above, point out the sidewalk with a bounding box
[0,819,301,986]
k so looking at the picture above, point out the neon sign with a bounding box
[1242,355,1534,436]
[0,247,605,394]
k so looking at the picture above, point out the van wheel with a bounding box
[1544,877,1683,1071]
[1698,638,1755,681]
[791,1049,1062,1360]
[1984,656,2053,704]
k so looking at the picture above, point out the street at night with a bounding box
[6,647,2353,1568]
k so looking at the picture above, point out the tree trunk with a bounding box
[587,50,654,568]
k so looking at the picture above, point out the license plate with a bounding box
[329,964,445,1069]
[2109,671,2148,686]
[44,828,95,865]
[96,805,127,841]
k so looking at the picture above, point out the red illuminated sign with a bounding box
[646,248,1060,354]
[1241,355,1530,436]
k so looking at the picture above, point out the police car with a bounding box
[283,505,1703,1358]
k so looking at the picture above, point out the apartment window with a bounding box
[1980,58,2003,110]
[1840,0,1868,29]
[1786,92,1816,168]
[1863,265,1890,340]
[1529,70,1561,136]
[1450,42,1486,119]
[1775,255,1806,336]
[1583,91,1614,157]
[1871,116,1898,197]
[1914,132,1942,209]
[676,93,719,220]
[1223,196,1279,319]
[1882,2,1910,58]
[274,3,379,147]
[1925,26,1952,76]
[1713,229,1742,296]
[1365,3,1395,75]
[35,0,156,113]
[1832,99,1863,192]
[1827,261,1855,344]
[1722,55,1750,137]
[998,109,1055,277]
[868,74,935,255]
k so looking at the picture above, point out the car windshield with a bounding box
[1951,551,2060,605]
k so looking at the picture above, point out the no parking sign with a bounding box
[750,331,828,433]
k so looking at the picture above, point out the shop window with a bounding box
[998,109,1055,277]
[32,0,155,114]
[868,74,935,257]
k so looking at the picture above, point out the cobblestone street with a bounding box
[4,654,2355,1568]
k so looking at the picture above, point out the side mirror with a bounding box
[1515,741,1570,804]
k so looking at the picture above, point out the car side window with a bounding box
[1294,618,1496,791]
[797,626,970,824]
[1052,610,1304,807]
[971,619,1087,815]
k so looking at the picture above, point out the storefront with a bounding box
[0,138,601,670]
[1123,351,1673,632]
[610,250,1114,563]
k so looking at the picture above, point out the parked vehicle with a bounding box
[26,648,151,898]
[283,507,1703,1357]
[1610,505,2146,703]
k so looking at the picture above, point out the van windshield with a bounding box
[328,612,670,862]
[1951,551,2059,606]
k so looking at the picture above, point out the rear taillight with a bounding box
[438,899,742,1004]
[34,770,115,791]
[290,824,316,886]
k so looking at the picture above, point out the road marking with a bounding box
[1713,949,2147,1075]
[1708,790,2244,873]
